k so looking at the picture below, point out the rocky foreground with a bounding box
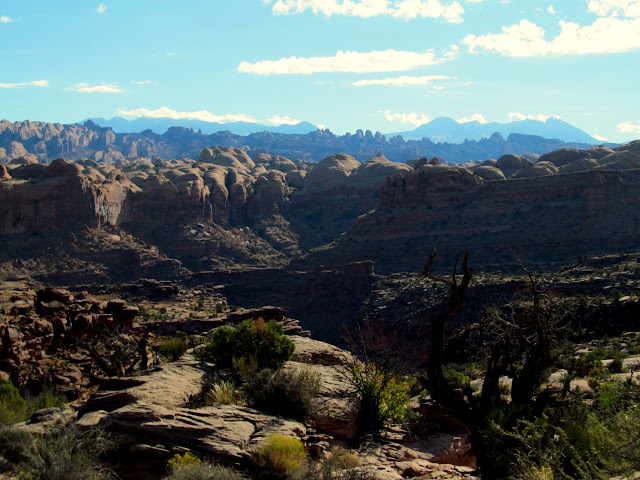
[1,281,477,480]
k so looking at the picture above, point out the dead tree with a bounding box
[418,249,476,424]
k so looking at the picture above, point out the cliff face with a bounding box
[300,164,640,273]
[2,142,640,281]
[0,159,139,234]
[0,149,412,274]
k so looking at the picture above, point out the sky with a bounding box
[1,0,639,143]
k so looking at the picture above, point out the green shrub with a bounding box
[349,364,410,434]
[233,356,259,380]
[254,435,306,479]
[0,379,26,425]
[244,367,321,421]
[159,332,189,362]
[607,353,626,374]
[205,381,246,406]
[165,452,247,480]
[196,318,294,371]
[0,424,116,480]
[26,391,68,418]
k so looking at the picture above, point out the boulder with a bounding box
[495,154,531,177]
[9,155,39,166]
[304,154,360,186]
[471,165,506,181]
[538,148,594,167]
[82,353,213,413]
[349,155,412,190]
[588,145,615,159]
[598,150,640,169]
[559,158,599,174]
[95,402,306,475]
[198,146,255,173]
[513,161,559,178]
[289,337,358,439]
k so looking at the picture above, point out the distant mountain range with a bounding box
[81,115,601,145]
[390,116,600,144]
[1,118,608,165]
[79,116,319,136]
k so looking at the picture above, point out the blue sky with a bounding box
[1,0,639,142]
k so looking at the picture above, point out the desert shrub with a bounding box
[196,318,294,370]
[205,381,246,406]
[329,446,362,470]
[168,452,202,470]
[159,332,189,362]
[442,365,472,390]
[233,355,260,380]
[26,391,68,417]
[490,380,640,480]
[607,353,626,374]
[254,435,306,479]
[244,367,321,421]
[294,453,373,480]
[0,424,116,480]
[0,379,26,425]
[166,452,247,480]
[349,363,410,434]
[596,379,630,413]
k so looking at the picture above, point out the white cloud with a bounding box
[462,15,640,56]
[239,49,448,75]
[548,5,556,14]
[1,15,13,23]
[617,120,640,134]
[67,82,122,93]
[130,80,152,85]
[97,3,107,14]
[588,0,640,18]
[463,81,473,85]
[267,115,301,125]
[457,113,486,123]
[265,0,465,23]
[592,133,610,141]
[317,124,327,130]
[509,112,561,122]
[384,110,431,126]
[352,74,453,86]
[115,107,259,124]
[0,79,49,89]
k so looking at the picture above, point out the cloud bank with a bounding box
[67,82,122,93]
[0,80,49,89]
[239,49,447,75]
[384,110,431,126]
[352,75,453,86]
[509,112,562,122]
[266,115,301,125]
[463,0,640,56]
[114,107,259,124]
[457,113,486,123]
[617,120,640,135]
[265,0,465,23]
